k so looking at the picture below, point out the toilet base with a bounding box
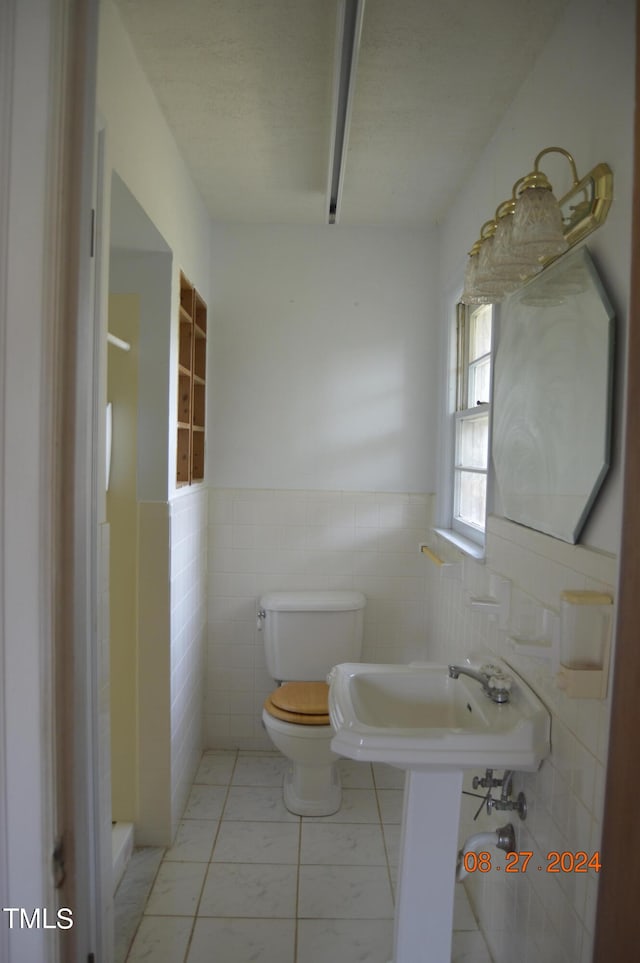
[283,762,342,817]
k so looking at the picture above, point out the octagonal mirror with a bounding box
[492,246,614,544]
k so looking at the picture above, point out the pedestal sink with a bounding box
[328,659,551,963]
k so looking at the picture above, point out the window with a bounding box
[452,301,494,544]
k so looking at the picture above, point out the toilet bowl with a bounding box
[262,682,340,815]
[258,590,366,816]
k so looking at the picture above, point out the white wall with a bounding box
[431,0,635,959]
[207,488,432,747]
[169,490,208,836]
[109,250,173,502]
[205,223,441,745]
[438,0,634,556]
[97,0,212,502]
[208,223,440,493]
[96,0,213,848]
[98,0,211,304]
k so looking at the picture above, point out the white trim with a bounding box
[2,3,60,959]
[434,285,463,532]
[433,526,486,561]
[1,3,101,961]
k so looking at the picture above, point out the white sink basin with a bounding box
[328,659,551,962]
[328,660,551,771]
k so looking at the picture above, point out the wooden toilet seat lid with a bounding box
[264,682,331,725]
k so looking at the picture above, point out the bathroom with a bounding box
[94,0,634,961]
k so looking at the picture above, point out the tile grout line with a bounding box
[121,849,167,963]
[293,813,303,963]
[372,763,398,909]
[178,749,240,963]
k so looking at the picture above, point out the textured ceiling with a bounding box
[114,0,569,226]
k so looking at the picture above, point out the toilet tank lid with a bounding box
[259,590,366,612]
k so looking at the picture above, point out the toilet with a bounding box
[259,590,366,816]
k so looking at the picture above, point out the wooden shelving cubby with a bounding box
[176,271,207,486]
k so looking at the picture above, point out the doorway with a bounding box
[106,172,173,876]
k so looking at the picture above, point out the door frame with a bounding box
[52,1,103,960]
[0,0,14,952]
[0,1,101,961]
[593,3,640,956]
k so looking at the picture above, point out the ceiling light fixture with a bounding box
[326,0,365,225]
[462,147,613,304]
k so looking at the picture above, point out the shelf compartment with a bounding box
[176,271,206,487]
[191,429,205,481]
[194,336,206,381]
[179,321,193,372]
[178,373,192,425]
[194,292,207,335]
[193,382,206,428]
[180,272,194,318]
[176,426,191,485]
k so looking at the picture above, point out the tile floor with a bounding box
[115,750,492,963]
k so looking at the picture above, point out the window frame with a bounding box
[445,300,495,550]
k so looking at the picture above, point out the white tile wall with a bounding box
[170,489,208,838]
[206,489,433,748]
[130,493,207,847]
[137,502,172,845]
[426,515,617,963]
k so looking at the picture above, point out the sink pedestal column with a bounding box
[392,768,464,963]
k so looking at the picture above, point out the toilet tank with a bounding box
[260,590,366,681]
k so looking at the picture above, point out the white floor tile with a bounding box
[212,820,300,864]
[304,788,380,824]
[373,763,406,790]
[126,915,193,963]
[117,760,493,963]
[183,785,227,820]
[453,885,479,931]
[198,862,298,918]
[164,820,218,863]
[377,788,404,823]
[232,753,289,787]
[144,861,207,917]
[337,759,375,788]
[222,786,299,822]
[194,751,236,785]
[297,918,394,963]
[116,847,164,900]
[186,918,295,963]
[382,823,401,867]
[298,865,394,919]
[452,929,493,962]
[115,848,165,963]
[300,822,387,865]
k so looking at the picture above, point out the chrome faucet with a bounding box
[448,663,513,704]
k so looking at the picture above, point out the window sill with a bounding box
[433,527,485,561]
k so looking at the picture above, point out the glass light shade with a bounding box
[462,252,497,305]
[472,236,521,300]
[511,187,569,260]
[492,214,544,283]
[475,235,496,284]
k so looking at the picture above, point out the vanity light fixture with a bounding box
[462,147,613,304]
[326,0,365,225]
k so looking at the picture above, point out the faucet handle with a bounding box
[481,664,513,693]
